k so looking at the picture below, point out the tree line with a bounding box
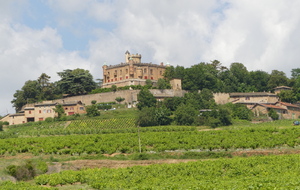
[10,61,300,113]
[11,69,97,112]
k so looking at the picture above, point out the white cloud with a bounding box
[0,22,91,114]
[2,0,300,115]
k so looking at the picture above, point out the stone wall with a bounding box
[213,93,230,104]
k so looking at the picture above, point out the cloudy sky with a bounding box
[1,0,300,115]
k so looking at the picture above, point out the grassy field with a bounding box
[1,108,300,189]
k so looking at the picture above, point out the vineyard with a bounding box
[33,154,300,189]
[1,115,300,189]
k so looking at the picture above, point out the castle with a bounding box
[102,51,168,88]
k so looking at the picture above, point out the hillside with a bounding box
[1,108,300,189]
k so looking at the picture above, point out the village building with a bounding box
[273,86,292,94]
[1,101,85,125]
[229,92,279,109]
[102,51,168,88]
[252,102,300,119]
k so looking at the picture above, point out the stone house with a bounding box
[229,92,279,109]
[251,101,300,119]
[1,101,85,125]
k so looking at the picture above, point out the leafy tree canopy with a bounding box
[137,88,157,110]
[57,68,96,96]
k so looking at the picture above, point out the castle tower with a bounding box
[125,50,141,63]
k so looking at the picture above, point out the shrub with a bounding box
[45,117,54,123]
[6,160,38,181]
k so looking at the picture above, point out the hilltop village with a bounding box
[1,51,300,125]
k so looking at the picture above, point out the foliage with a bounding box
[174,104,197,125]
[33,154,300,189]
[268,108,279,120]
[223,103,253,121]
[115,97,125,104]
[56,68,96,96]
[137,106,172,127]
[136,88,156,110]
[157,78,171,89]
[278,90,297,103]
[86,103,100,117]
[111,85,117,92]
[163,96,183,111]
[53,104,65,119]
[137,107,157,127]
[6,160,36,181]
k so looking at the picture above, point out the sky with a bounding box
[1,0,300,115]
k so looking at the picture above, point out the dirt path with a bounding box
[62,159,198,170]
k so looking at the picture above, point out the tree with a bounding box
[229,62,250,84]
[137,107,157,127]
[11,80,40,112]
[157,78,171,89]
[268,108,279,120]
[154,106,172,125]
[267,70,289,90]
[278,90,297,103]
[249,70,270,92]
[183,63,221,91]
[111,85,117,92]
[137,88,156,110]
[174,104,197,125]
[86,104,100,117]
[115,97,125,104]
[57,68,96,96]
[53,104,65,119]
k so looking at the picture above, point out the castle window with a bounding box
[126,69,128,74]
[39,110,41,114]
[144,68,147,73]
[245,97,250,100]
[111,79,113,82]
[151,77,153,80]
[120,77,122,80]
[120,70,122,75]
[144,76,148,79]
[160,71,162,75]
[150,69,153,75]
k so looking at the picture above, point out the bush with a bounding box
[268,108,279,120]
[44,117,54,123]
[6,160,38,181]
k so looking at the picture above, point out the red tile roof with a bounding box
[277,102,300,108]
[257,103,287,110]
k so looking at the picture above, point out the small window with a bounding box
[245,97,250,100]
[80,107,84,110]
[144,68,147,73]
[150,69,153,75]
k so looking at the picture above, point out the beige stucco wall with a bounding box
[214,93,230,104]
[229,96,279,104]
